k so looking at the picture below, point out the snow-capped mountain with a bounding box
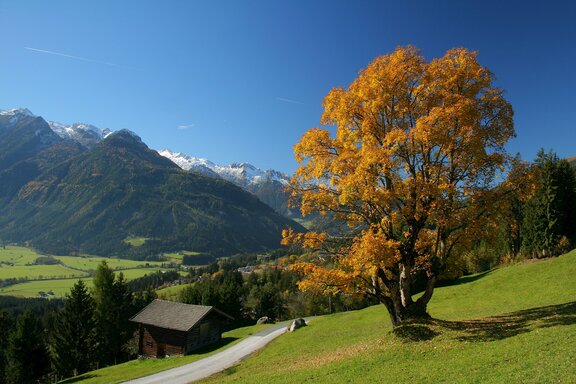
[48,121,112,148]
[2,107,296,217]
[0,108,36,128]
[159,149,295,217]
[158,149,290,187]
[0,108,111,148]
[2,109,289,187]
[0,108,63,153]
[0,107,35,118]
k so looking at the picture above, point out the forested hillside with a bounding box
[0,115,305,258]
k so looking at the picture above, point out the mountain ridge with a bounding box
[0,110,305,258]
[1,107,297,217]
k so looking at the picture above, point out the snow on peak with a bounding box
[159,149,290,187]
[0,108,39,129]
[0,107,35,117]
[48,120,111,148]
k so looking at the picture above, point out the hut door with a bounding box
[200,322,210,344]
[157,343,166,358]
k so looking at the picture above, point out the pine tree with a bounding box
[4,311,50,384]
[93,263,135,366]
[554,159,576,247]
[0,310,13,381]
[93,261,118,366]
[50,279,96,379]
[216,271,243,322]
[521,150,576,257]
[112,272,135,362]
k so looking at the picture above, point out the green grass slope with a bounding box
[199,251,576,384]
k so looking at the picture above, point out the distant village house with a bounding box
[130,299,233,357]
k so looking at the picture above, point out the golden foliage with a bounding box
[286,46,515,308]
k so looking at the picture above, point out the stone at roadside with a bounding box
[288,318,307,332]
[257,316,273,325]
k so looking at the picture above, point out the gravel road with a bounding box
[122,321,291,384]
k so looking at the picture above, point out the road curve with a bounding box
[122,321,291,384]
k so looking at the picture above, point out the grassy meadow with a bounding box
[0,245,40,265]
[198,251,576,384]
[156,283,190,300]
[52,255,164,270]
[65,250,576,384]
[123,236,149,247]
[0,265,88,280]
[0,278,94,297]
[0,246,180,298]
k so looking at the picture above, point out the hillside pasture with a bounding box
[0,278,94,298]
[114,268,171,280]
[197,251,576,384]
[55,251,576,384]
[53,255,164,270]
[0,267,176,298]
[156,283,190,300]
[0,245,44,265]
[0,246,173,298]
[163,250,203,264]
[0,265,88,280]
[123,236,149,247]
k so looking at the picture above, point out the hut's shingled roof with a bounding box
[130,299,232,332]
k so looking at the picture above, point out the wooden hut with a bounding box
[130,299,233,357]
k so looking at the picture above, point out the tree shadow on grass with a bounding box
[393,319,440,341]
[394,301,576,343]
[433,301,576,342]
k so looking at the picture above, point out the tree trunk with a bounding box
[380,278,434,327]
[381,298,430,327]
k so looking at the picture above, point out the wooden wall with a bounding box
[184,312,223,353]
[138,312,226,357]
[139,324,186,357]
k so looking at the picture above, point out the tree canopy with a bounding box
[284,46,515,326]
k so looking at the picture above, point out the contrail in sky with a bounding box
[24,47,119,67]
[275,97,304,105]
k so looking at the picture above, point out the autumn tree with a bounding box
[284,46,514,326]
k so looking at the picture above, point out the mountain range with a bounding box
[158,150,297,217]
[1,108,296,217]
[0,108,305,258]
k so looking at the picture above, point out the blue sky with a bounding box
[1,0,575,173]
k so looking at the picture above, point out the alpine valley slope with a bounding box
[0,109,305,258]
[158,149,298,218]
[1,108,297,218]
